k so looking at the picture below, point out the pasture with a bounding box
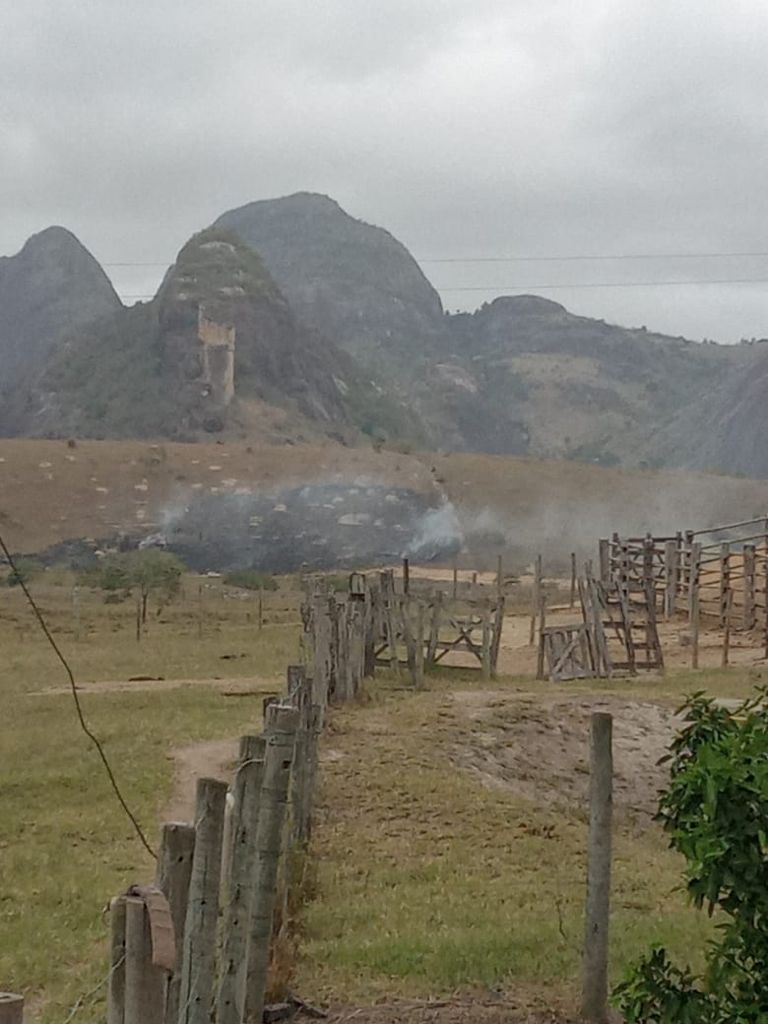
[2,568,765,1022]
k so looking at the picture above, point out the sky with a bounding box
[3,0,768,342]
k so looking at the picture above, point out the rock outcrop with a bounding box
[0,226,121,397]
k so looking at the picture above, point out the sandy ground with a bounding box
[451,689,677,818]
[30,675,283,696]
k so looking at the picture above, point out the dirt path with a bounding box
[30,675,283,696]
[164,736,241,821]
[322,997,577,1023]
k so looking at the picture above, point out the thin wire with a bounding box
[61,954,126,1023]
[103,250,768,266]
[435,277,768,292]
[420,250,768,263]
[0,534,156,859]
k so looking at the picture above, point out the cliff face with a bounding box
[215,192,446,366]
[0,226,121,395]
[15,228,413,444]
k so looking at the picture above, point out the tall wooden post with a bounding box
[155,823,195,1024]
[124,897,165,1024]
[744,543,756,631]
[496,554,503,597]
[536,596,547,681]
[664,539,678,619]
[690,543,702,669]
[107,898,127,1024]
[598,539,610,584]
[581,712,613,1024]
[481,602,492,681]
[719,542,731,628]
[177,778,228,1024]
[570,552,577,608]
[402,557,410,595]
[529,554,542,646]
[216,737,266,1024]
[244,705,299,1024]
[452,561,458,600]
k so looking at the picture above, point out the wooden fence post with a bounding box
[244,705,299,1024]
[722,590,733,668]
[719,542,731,627]
[216,736,266,1024]
[490,595,505,679]
[744,544,756,630]
[155,823,195,1024]
[529,554,542,646]
[0,995,24,1024]
[479,601,492,681]
[124,897,165,1024]
[690,542,702,670]
[402,557,410,595]
[177,777,228,1024]
[426,592,442,669]
[536,595,547,681]
[570,552,577,608]
[452,561,458,600]
[598,539,610,584]
[664,539,678,619]
[108,897,127,1024]
[581,712,613,1024]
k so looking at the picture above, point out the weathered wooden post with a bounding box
[536,595,547,681]
[177,778,228,1024]
[124,897,165,1024]
[216,736,266,1024]
[108,897,127,1024]
[719,542,731,628]
[664,539,678,619]
[426,592,442,669]
[690,542,702,669]
[490,595,505,679]
[722,590,733,668]
[581,712,613,1024]
[0,995,24,1024]
[598,539,610,584]
[570,552,577,608]
[496,554,503,597]
[744,543,756,631]
[452,561,458,600]
[529,554,542,646]
[684,530,695,618]
[402,557,410,594]
[156,823,195,1024]
[244,704,299,1024]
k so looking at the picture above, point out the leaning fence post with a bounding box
[581,711,613,1024]
[125,896,165,1024]
[216,736,267,1024]
[156,823,195,1024]
[0,995,24,1024]
[107,897,127,1024]
[244,704,299,1024]
[177,777,228,1024]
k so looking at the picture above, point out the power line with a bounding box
[435,278,768,292]
[103,250,768,267]
[0,534,156,860]
[419,250,768,263]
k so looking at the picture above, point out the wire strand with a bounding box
[0,534,156,859]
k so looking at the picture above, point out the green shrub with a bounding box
[614,691,768,1021]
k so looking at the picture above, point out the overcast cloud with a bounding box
[3,0,768,341]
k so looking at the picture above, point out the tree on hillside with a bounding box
[86,549,184,620]
[614,691,768,1022]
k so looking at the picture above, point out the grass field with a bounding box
[2,570,765,1021]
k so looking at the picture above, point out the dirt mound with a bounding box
[452,692,679,818]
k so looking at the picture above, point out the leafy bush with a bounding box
[223,569,278,592]
[614,691,768,1022]
[5,556,41,587]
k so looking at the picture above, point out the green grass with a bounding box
[296,677,727,1007]
[0,575,303,1021]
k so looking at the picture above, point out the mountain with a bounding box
[215,192,446,366]
[3,197,767,478]
[0,226,120,396]
[12,227,416,444]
